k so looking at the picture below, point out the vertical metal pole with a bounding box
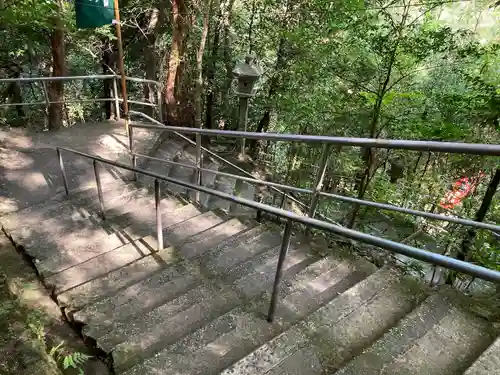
[308,144,331,219]
[41,82,50,127]
[157,88,163,123]
[93,160,106,220]
[131,154,137,181]
[56,148,69,196]
[238,97,249,157]
[113,0,129,134]
[268,219,293,322]
[195,133,202,203]
[128,126,137,181]
[155,179,163,250]
[128,124,133,152]
[112,77,121,120]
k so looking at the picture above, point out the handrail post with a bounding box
[194,133,202,203]
[155,179,163,250]
[268,219,293,322]
[128,126,137,181]
[308,144,331,219]
[112,77,121,120]
[41,82,50,127]
[156,89,163,123]
[93,160,106,220]
[56,148,69,195]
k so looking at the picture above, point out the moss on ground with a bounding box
[0,270,62,375]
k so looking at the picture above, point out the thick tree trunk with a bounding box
[164,0,189,126]
[204,3,222,130]
[194,0,211,129]
[249,34,286,155]
[143,7,163,117]
[48,8,65,130]
[221,0,236,129]
[102,45,115,120]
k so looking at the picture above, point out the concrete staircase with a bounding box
[1,161,500,374]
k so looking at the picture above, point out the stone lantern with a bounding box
[232,55,263,156]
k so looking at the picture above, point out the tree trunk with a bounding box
[48,0,65,130]
[204,3,222,130]
[248,33,287,155]
[102,44,115,120]
[164,0,189,126]
[194,0,211,129]
[221,0,237,129]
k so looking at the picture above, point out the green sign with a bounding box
[75,0,114,29]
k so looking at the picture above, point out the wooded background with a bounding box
[1,0,499,285]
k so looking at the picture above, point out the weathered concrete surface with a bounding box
[465,338,500,375]
[0,121,159,214]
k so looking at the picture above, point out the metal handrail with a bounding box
[129,111,330,222]
[128,116,500,155]
[55,146,500,290]
[128,111,500,233]
[132,151,500,232]
[0,74,161,86]
[1,74,163,122]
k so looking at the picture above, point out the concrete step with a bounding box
[162,210,225,246]
[356,299,495,375]
[31,202,200,277]
[228,242,318,298]
[177,217,250,260]
[6,186,167,261]
[167,151,196,196]
[77,262,201,338]
[207,174,236,212]
[253,256,377,324]
[58,246,180,312]
[465,337,500,375]
[201,229,282,276]
[43,236,158,294]
[334,291,479,374]
[120,256,377,375]
[193,159,221,207]
[121,307,279,375]
[220,268,427,375]
[98,283,240,372]
[0,179,129,231]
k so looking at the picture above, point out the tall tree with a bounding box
[48,0,66,129]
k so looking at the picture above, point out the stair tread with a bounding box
[335,292,454,374]
[465,337,500,375]
[255,256,377,324]
[228,243,317,298]
[32,202,198,277]
[58,246,180,311]
[162,211,224,246]
[0,179,128,231]
[202,229,282,276]
[177,217,250,259]
[102,283,240,371]
[376,304,495,375]
[220,268,426,375]
[120,256,376,375]
[78,263,201,337]
[121,308,278,375]
[43,237,159,294]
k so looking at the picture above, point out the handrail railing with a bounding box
[128,111,337,225]
[128,111,500,234]
[56,146,500,321]
[0,75,163,122]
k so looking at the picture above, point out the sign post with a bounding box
[75,0,129,133]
